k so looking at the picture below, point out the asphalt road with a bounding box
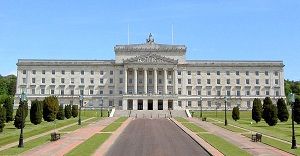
[105,118,210,156]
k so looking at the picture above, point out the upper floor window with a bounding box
[226,71,230,75]
[255,71,259,76]
[71,70,74,75]
[226,79,230,84]
[32,70,36,74]
[52,70,55,75]
[119,70,123,75]
[246,71,249,76]
[110,70,114,75]
[256,79,259,85]
[61,78,65,83]
[188,79,191,84]
[274,71,279,76]
[187,71,191,75]
[178,78,182,84]
[81,70,84,75]
[207,79,211,84]
[197,71,201,75]
[23,70,26,74]
[32,78,35,83]
[246,79,250,85]
[207,71,210,75]
[275,79,279,85]
[177,71,181,75]
[236,79,240,84]
[100,71,104,75]
[42,70,46,74]
[217,71,220,75]
[197,79,201,84]
[61,70,65,75]
[236,71,239,75]
[91,70,94,75]
[217,79,220,85]
[265,71,268,76]
[51,78,55,83]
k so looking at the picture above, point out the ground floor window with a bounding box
[109,100,113,106]
[119,100,122,106]
[178,101,182,107]
[188,101,192,107]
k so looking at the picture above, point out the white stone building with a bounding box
[15,35,285,110]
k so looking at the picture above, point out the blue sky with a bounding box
[0,0,299,80]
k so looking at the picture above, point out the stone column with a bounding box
[154,68,158,94]
[124,68,128,94]
[153,99,158,110]
[134,68,138,94]
[173,68,178,94]
[122,99,127,110]
[133,99,137,110]
[164,68,168,94]
[144,68,147,94]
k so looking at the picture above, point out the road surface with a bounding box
[105,118,210,156]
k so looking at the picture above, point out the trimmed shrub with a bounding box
[3,96,13,122]
[43,96,59,122]
[277,98,289,122]
[263,97,278,126]
[30,99,43,125]
[72,105,79,118]
[252,98,262,123]
[232,106,240,121]
[57,105,65,120]
[0,104,6,132]
[65,105,72,119]
[14,100,27,129]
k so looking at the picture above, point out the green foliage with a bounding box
[232,106,240,121]
[30,99,43,125]
[0,104,6,132]
[262,97,278,126]
[2,96,14,122]
[14,100,27,129]
[43,96,59,122]
[277,98,289,122]
[252,98,262,123]
[294,98,300,124]
[72,105,79,118]
[284,80,300,99]
[0,75,17,96]
[57,105,65,120]
[65,105,72,119]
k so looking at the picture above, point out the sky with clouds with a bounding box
[0,0,299,80]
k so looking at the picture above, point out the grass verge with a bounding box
[175,117,189,123]
[182,122,206,133]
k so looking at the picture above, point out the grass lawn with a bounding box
[182,122,206,133]
[81,110,108,118]
[65,133,111,156]
[242,133,300,156]
[213,122,248,133]
[175,117,189,123]
[58,117,100,132]
[114,117,128,123]
[101,122,122,132]
[198,133,251,156]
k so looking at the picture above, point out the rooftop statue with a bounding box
[146,33,155,44]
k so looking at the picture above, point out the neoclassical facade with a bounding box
[15,35,285,110]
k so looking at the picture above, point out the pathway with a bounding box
[22,117,117,156]
[189,117,294,156]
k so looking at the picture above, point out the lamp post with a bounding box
[288,93,297,149]
[18,91,27,148]
[78,95,83,125]
[224,96,228,126]
[100,97,103,117]
[199,97,202,118]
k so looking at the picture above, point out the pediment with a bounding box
[123,53,178,64]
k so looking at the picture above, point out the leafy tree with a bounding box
[0,75,17,96]
[2,96,13,122]
[0,104,6,132]
[65,105,72,119]
[294,98,300,124]
[232,106,240,121]
[30,99,43,125]
[43,96,59,122]
[262,97,278,126]
[277,98,289,122]
[14,100,27,129]
[57,105,65,120]
[72,105,79,118]
[252,98,262,123]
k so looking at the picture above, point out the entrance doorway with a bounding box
[148,100,153,110]
[138,99,143,110]
[158,100,163,110]
[168,100,173,110]
[127,100,133,110]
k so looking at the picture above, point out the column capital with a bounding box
[143,67,148,71]
[133,67,138,71]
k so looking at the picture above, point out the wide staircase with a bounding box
[114,110,187,118]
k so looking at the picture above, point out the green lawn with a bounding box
[181,122,206,133]
[213,122,248,133]
[81,110,108,118]
[65,133,111,156]
[175,117,189,123]
[114,117,128,123]
[198,133,251,156]
[101,122,122,132]
[58,117,100,132]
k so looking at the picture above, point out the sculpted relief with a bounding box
[137,56,164,63]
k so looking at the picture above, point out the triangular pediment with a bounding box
[123,53,178,64]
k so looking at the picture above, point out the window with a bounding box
[51,78,55,83]
[208,101,211,107]
[188,101,192,107]
[109,90,113,95]
[80,78,84,84]
[81,70,84,75]
[80,89,84,95]
[90,89,94,95]
[149,79,152,84]
[178,101,182,107]
[129,79,132,84]
[42,78,45,83]
[119,70,123,75]
[100,71,104,75]
[197,71,201,75]
[246,90,250,96]
[226,71,230,75]
[197,79,201,84]
[265,79,269,85]
[71,78,74,84]
[246,71,249,76]
[178,71,181,75]
[266,90,270,95]
[275,79,279,85]
[227,79,230,84]
[207,79,211,84]
[149,71,152,75]
[178,78,182,84]
[119,90,123,95]
[188,71,191,75]
[197,90,201,95]
[236,71,239,75]
[246,79,250,85]
[100,78,103,84]
[207,90,211,96]
[236,79,240,84]
[61,78,65,83]
[138,79,142,84]
[276,91,279,96]
[23,70,26,74]
[215,79,220,85]
[188,90,192,95]
[207,71,210,75]
[32,78,36,83]
[168,71,172,75]
[227,90,231,96]
[217,71,220,75]
[60,89,64,95]
[217,90,221,96]
[99,90,103,95]
[255,71,259,76]
[198,101,202,107]
[52,70,55,75]
[275,71,279,76]
[256,79,259,85]
[22,78,26,83]
[91,70,94,75]
[32,70,36,74]
[41,88,45,94]
[119,100,122,106]
[42,70,45,74]
[90,78,94,84]
[110,78,113,83]
[256,90,260,96]
[51,89,55,95]
[31,88,35,94]
[237,90,241,96]
[168,80,172,84]
[159,79,162,84]
[178,90,182,95]
[61,70,65,75]
[265,71,268,76]
[71,70,74,75]
[71,89,74,95]
[158,71,162,75]
[188,79,191,84]
[119,78,123,83]
[110,70,113,75]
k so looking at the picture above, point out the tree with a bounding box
[252,98,262,123]
[65,105,72,119]
[294,98,300,124]
[57,105,65,120]
[0,104,6,132]
[72,105,79,118]
[277,98,289,122]
[30,99,43,125]
[262,97,278,126]
[3,96,13,122]
[14,100,27,129]
[43,96,59,122]
[232,106,240,121]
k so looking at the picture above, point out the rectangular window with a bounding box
[207,71,210,75]
[149,79,152,84]
[71,78,74,84]
[256,90,260,95]
[177,71,181,75]
[129,79,132,84]
[227,79,230,84]
[265,71,268,76]
[109,90,113,95]
[217,90,221,96]
[119,100,122,106]
[159,79,162,84]
[265,79,269,85]
[42,78,45,83]
[227,90,231,96]
[61,78,65,83]
[99,90,103,95]
[90,89,94,95]
[60,89,64,95]
[207,90,211,96]
[207,79,211,84]
[81,70,84,75]
[178,78,182,84]
[42,70,45,74]
[32,70,36,74]
[188,90,192,95]
[197,79,201,84]
[275,79,279,85]
[52,70,55,75]
[119,78,123,83]
[119,90,123,95]
[71,89,74,95]
[90,78,94,84]
[51,78,55,83]
[178,90,182,95]
[110,78,113,83]
[23,70,26,74]
[188,101,192,107]
[51,89,55,95]
[22,78,26,83]
[236,79,240,84]
[266,90,270,95]
[188,79,191,84]
[255,71,259,76]
[197,90,201,95]
[32,78,35,83]
[276,91,279,96]
[80,89,84,95]
[208,101,211,107]
[188,71,191,75]
[71,70,74,75]
[178,101,182,107]
[226,71,230,75]
[246,71,249,76]
[256,79,259,85]
[197,71,201,75]
[246,90,250,96]
[31,88,35,94]
[61,70,65,75]
[81,78,84,84]
[100,71,104,75]
[237,90,241,96]
[100,78,103,84]
[275,71,279,76]
[217,71,220,75]
[110,70,113,75]
[216,79,220,85]
[246,79,250,85]
[91,70,94,75]
[236,71,239,75]
[41,88,45,94]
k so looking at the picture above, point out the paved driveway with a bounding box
[105,118,210,156]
